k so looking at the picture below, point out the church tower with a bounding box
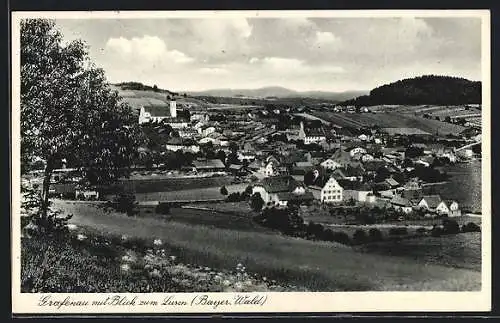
[169,99,177,118]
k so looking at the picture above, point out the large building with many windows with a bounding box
[309,177,344,203]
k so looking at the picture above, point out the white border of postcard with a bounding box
[11,10,491,314]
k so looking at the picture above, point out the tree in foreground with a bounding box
[21,19,143,229]
[250,192,264,211]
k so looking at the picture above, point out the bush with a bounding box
[368,228,383,242]
[220,186,228,195]
[250,193,264,211]
[462,222,481,233]
[389,227,408,236]
[442,218,460,234]
[112,192,138,216]
[155,203,171,215]
[353,229,367,244]
[430,225,444,237]
[306,222,325,240]
[416,227,427,235]
[331,231,350,245]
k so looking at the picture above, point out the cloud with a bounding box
[250,56,344,74]
[199,67,230,75]
[105,35,194,64]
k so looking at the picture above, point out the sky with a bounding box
[54,16,482,92]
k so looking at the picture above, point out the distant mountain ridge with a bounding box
[341,75,481,106]
[187,87,368,101]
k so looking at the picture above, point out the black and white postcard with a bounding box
[11,10,491,314]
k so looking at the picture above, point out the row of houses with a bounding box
[251,175,460,217]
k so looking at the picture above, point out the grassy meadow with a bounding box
[48,200,481,291]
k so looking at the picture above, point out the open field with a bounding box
[311,110,466,134]
[356,233,481,271]
[105,176,238,194]
[133,184,248,203]
[139,206,269,233]
[53,200,481,291]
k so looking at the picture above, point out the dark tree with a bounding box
[250,192,264,211]
[220,186,228,196]
[21,19,143,221]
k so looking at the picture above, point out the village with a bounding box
[27,92,483,224]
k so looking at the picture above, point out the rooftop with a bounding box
[192,159,225,169]
[256,175,302,193]
[420,195,443,208]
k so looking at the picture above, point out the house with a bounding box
[228,164,246,176]
[298,122,326,144]
[260,160,278,177]
[237,151,256,163]
[341,181,375,203]
[349,147,367,157]
[165,138,200,153]
[304,151,325,165]
[404,178,423,190]
[417,195,450,215]
[192,159,226,173]
[390,196,413,214]
[178,128,199,139]
[199,137,219,145]
[201,126,216,137]
[190,113,209,122]
[448,200,461,217]
[358,134,369,141]
[320,158,342,170]
[252,175,314,207]
[361,154,374,162]
[75,185,100,200]
[333,165,364,182]
[308,177,343,203]
[384,177,400,189]
[291,161,314,175]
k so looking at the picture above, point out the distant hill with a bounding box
[113,82,178,96]
[188,86,367,101]
[341,75,481,106]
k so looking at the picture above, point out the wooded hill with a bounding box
[342,75,481,106]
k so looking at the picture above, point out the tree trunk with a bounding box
[40,159,54,219]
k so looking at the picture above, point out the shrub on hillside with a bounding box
[155,203,171,215]
[331,231,351,245]
[462,222,481,233]
[416,227,427,235]
[442,218,460,234]
[112,192,138,217]
[353,229,367,244]
[368,228,383,242]
[250,193,264,211]
[220,186,228,196]
[389,227,408,236]
[430,225,444,237]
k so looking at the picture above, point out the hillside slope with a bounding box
[342,75,481,106]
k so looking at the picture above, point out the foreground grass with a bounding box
[22,232,295,293]
[52,200,481,291]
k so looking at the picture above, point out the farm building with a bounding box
[340,181,375,203]
[165,137,200,153]
[228,164,247,176]
[192,159,226,173]
[252,175,314,207]
[390,196,414,214]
